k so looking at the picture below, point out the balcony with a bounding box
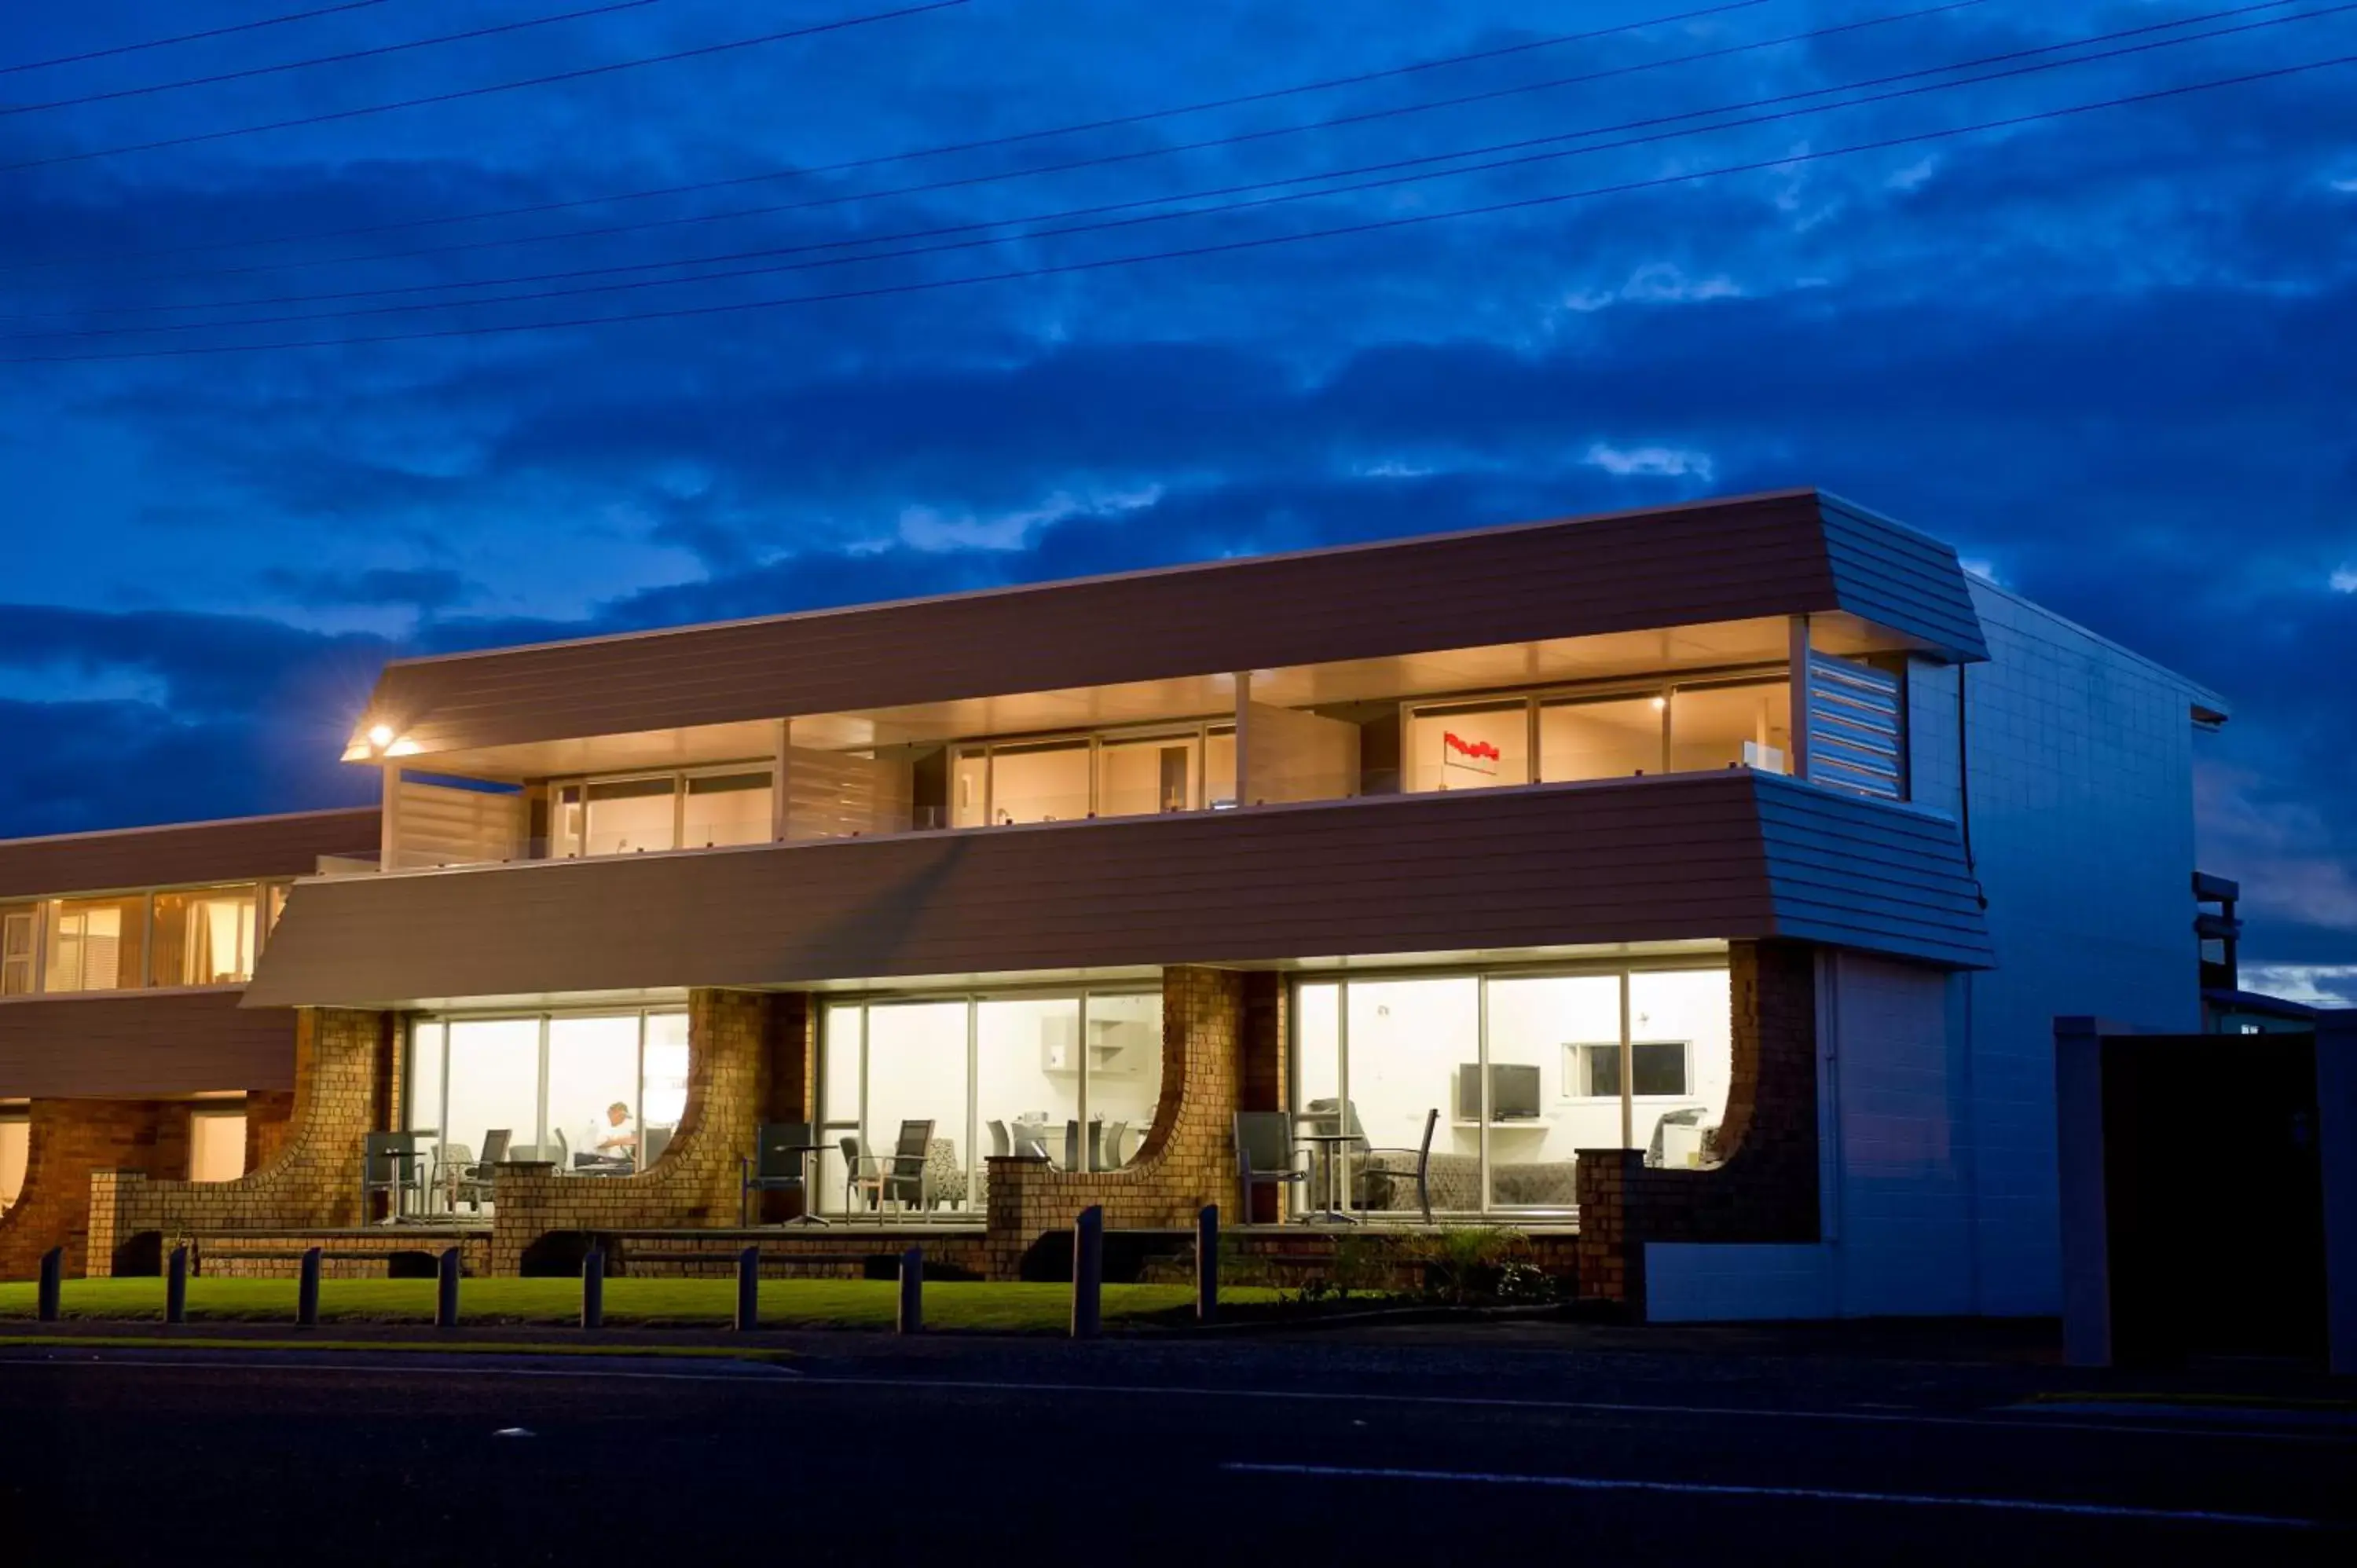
[251,769,1991,1013]
[365,618,1909,878]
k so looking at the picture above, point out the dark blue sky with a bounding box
[2,1,2352,989]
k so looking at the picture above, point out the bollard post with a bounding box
[897,1246,923,1335]
[166,1245,189,1326]
[735,1245,760,1332]
[435,1247,461,1329]
[36,1247,62,1323]
[1072,1205,1104,1339]
[296,1247,322,1328]
[1196,1203,1219,1326]
[581,1247,605,1331]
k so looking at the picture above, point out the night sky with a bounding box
[1,2,2352,991]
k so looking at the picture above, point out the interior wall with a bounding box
[1244,702,1360,805]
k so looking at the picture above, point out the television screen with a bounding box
[1458,1062,1543,1120]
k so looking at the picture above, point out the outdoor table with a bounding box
[1296,1131,1362,1225]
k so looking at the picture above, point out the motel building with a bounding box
[0,489,2227,1321]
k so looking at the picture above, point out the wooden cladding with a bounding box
[359,489,1989,760]
[247,772,1992,1010]
[0,990,297,1098]
[0,808,381,902]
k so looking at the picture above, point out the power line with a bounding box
[0,0,1780,274]
[10,48,2347,365]
[18,0,2291,323]
[0,1,667,118]
[0,1,971,174]
[0,1,398,77]
[16,0,2304,330]
[23,0,2000,298]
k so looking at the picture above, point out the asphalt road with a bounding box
[2,1335,2349,1565]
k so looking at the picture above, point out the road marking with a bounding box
[1219,1462,2333,1530]
[4,1354,2344,1446]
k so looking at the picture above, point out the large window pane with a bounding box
[683,771,772,848]
[860,1002,969,1214]
[445,1019,541,1166]
[1097,734,1199,819]
[2,907,35,995]
[43,896,145,993]
[1629,970,1734,1168]
[407,1021,446,1144]
[1340,977,1478,1214]
[1205,726,1238,809]
[1669,680,1792,775]
[951,748,989,828]
[988,742,1091,824]
[1486,975,1619,1209]
[547,1014,642,1172]
[1,1112,29,1211]
[1083,992,1162,1169]
[642,1013,689,1167]
[149,885,259,987]
[1406,702,1530,793]
[977,997,1083,1171]
[189,1110,247,1182]
[585,776,676,855]
[1539,695,1662,782]
[818,1003,864,1214]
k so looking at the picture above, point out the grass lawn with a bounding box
[0,1277,1280,1332]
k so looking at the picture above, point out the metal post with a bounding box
[296,1247,322,1328]
[1196,1204,1219,1326]
[35,1247,62,1323]
[435,1247,460,1329]
[1072,1205,1104,1339]
[581,1247,605,1330]
[735,1245,760,1332]
[897,1246,923,1335]
[166,1246,189,1325]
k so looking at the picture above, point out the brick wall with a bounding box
[86,1008,394,1275]
[1574,940,1821,1313]
[244,1090,297,1171]
[0,1100,191,1280]
[982,965,1264,1278]
[486,989,805,1273]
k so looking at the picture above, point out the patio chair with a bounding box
[1354,1108,1439,1224]
[847,1120,934,1215]
[740,1121,821,1226]
[441,1128,508,1214]
[361,1132,425,1223]
[1233,1110,1308,1221]
[1101,1119,1129,1171]
[988,1119,1012,1158]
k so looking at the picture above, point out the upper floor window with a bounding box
[951,720,1237,827]
[1405,675,1791,794]
[552,767,776,858]
[0,881,284,998]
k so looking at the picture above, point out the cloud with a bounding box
[1582,442,1715,482]
[260,566,475,613]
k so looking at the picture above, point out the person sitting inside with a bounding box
[578,1101,638,1170]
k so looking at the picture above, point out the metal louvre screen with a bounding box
[1805,655,1905,799]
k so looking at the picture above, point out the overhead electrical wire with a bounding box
[14,0,2326,336]
[0,0,1781,274]
[0,1,669,118]
[13,0,1998,295]
[9,46,2348,364]
[0,0,971,174]
[0,1,400,77]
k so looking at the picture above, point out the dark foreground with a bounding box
[2,1324,2349,1565]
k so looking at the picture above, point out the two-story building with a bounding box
[24,489,2224,1318]
[0,808,380,1277]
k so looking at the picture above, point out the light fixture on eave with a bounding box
[343,719,420,761]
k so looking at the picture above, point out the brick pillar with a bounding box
[0,1101,192,1280]
[244,1090,297,1173]
[486,989,797,1273]
[984,1154,1050,1280]
[86,1008,394,1275]
[1574,940,1821,1313]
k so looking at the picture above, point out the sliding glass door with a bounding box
[1293,962,1731,1218]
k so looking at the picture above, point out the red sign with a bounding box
[1442,731,1500,774]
